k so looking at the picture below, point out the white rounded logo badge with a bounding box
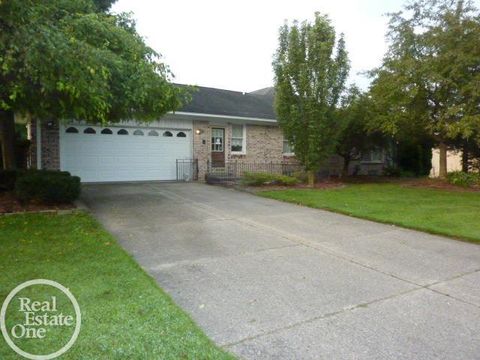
[1,279,81,360]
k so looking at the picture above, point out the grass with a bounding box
[0,212,234,359]
[260,183,480,244]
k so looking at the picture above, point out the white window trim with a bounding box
[231,124,247,155]
[360,149,384,164]
[282,138,295,156]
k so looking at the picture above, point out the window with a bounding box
[231,125,245,153]
[176,131,187,138]
[101,128,113,135]
[163,131,173,137]
[148,130,159,136]
[117,129,128,135]
[283,138,294,155]
[65,127,78,134]
[361,148,383,163]
[83,127,96,134]
[211,128,224,152]
[133,129,144,136]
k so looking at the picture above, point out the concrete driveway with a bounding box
[82,182,480,359]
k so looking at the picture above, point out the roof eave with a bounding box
[168,111,278,125]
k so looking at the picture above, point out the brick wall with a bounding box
[191,121,387,179]
[192,121,211,180]
[27,119,60,170]
[193,121,299,180]
[229,125,284,162]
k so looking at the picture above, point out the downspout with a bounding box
[36,118,42,169]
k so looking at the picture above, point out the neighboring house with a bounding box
[430,148,462,177]
[327,148,391,178]
[26,84,389,183]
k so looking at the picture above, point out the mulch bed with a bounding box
[242,180,345,193]
[401,178,480,192]
[0,191,75,214]
[328,176,480,192]
[240,176,480,193]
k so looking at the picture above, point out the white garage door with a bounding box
[60,124,192,182]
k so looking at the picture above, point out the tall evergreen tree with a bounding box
[273,13,349,185]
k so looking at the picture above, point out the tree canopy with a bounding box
[0,0,185,123]
[0,0,186,168]
[273,13,349,184]
[368,0,480,177]
[92,0,118,12]
[336,86,386,176]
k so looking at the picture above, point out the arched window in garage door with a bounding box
[65,127,79,133]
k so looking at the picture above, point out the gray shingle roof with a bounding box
[176,84,276,120]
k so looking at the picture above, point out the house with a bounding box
[27,84,389,182]
[27,85,296,182]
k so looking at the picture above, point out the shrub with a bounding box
[241,172,299,186]
[292,171,308,183]
[241,172,272,186]
[0,170,23,191]
[15,170,81,203]
[446,171,480,187]
[399,170,417,178]
[383,166,401,177]
[276,174,299,186]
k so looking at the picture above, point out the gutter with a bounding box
[170,111,278,124]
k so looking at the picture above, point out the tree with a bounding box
[273,13,350,186]
[92,0,118,12]
[0,0,186,169]
[368,0,480,178]
[454,134,480,172]
[336,86,386,176]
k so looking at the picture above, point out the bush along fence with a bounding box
[205,160,304,184]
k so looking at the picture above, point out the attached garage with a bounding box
[59,122,192,182]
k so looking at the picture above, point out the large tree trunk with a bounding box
[0,110,16,170]
[461,144,469,173]
[438,142,448,178]
[307,170,315,187]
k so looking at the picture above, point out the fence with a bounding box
[176,159,198,181]
[206,161,303,184]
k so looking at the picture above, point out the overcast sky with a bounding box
[111,0,418,92]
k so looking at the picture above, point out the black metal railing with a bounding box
[176,159,198,181]
[206,160,303,183]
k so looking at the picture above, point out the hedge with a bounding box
[6,170,82,203]
[241,172,299,186]
[446,171,480,187]
[0,170,20,191]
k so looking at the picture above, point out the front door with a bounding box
[211,128,225,167]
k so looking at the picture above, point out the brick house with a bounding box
[26,85,388,182]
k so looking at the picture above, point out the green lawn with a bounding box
[260,184,480,244]
[0,212,234,359]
